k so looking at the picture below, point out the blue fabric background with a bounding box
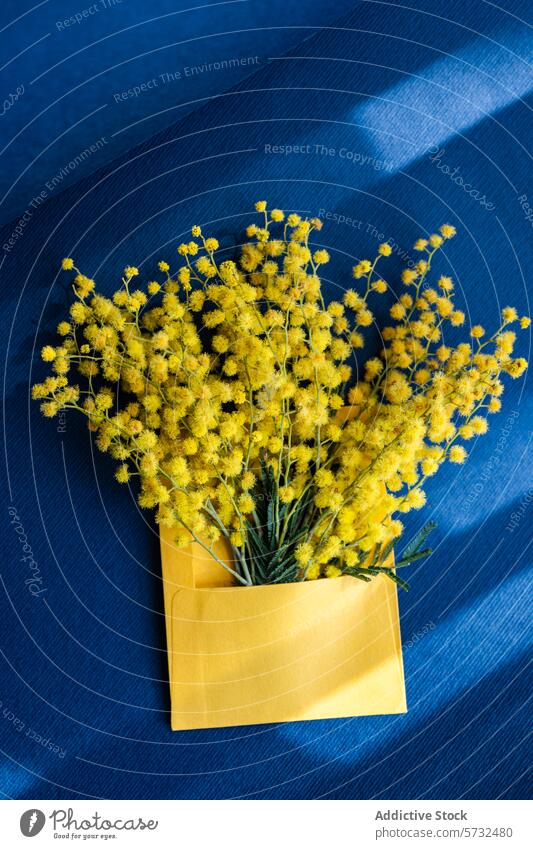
[1,0,531,800]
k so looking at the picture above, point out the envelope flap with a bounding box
[168,575,407,730]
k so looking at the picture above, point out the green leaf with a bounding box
[245,522,268,557]
[400,521,436,561]
[267,497,276,546]
[343,562,410,591]
[396,547,433,568]
[269,530,307,568]
[380,538,396,563]
[269,566,299,584]
[351,572,372,583]
[288,487,315,536]
[367,546,381,570]
[267,553,299,580]
[384,571,410,591]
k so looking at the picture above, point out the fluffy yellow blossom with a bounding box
[502,306,518,324]
[422,458,439,476]
[390,303,406,320]
[401,489,426,510]
[401,269,418,285]
[470,416,488,434]
[41,401,59,417]
[115,464,131,483]
[279,485,295,503]
[365,358,383,379]
[436,297,453,317]
[295,542,313,565]
[459,423,474,439]
[41,346,56,362]
[438,276,454,292]
[313,249,330,265]
[353,260,372,279]
[344,290,364,310]
[504,357,527,378]
[449,445,467,463]
[238,494,254,513]
[356,308,373,326]
[315,468,334,488]
[62,258,74,270]
[74,275,95,298]
[349,331,364,348]
[440,224,456,239]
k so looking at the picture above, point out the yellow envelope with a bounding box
[159,526,407,731]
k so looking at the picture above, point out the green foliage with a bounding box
[243,460,315,584]
[343,521,436,591]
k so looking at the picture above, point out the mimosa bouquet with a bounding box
[33,202,528,589]
[33,203,528,730]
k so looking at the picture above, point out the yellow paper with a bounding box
[159,525,407,731]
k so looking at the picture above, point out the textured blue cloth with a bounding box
[0,0,356,226]
[1,0,532,800]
